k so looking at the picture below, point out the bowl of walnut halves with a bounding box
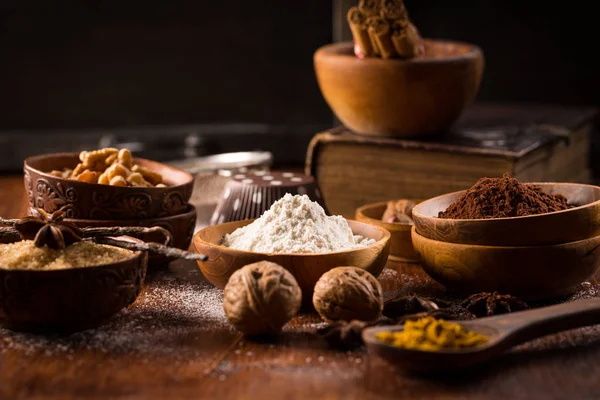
[24,148,194,220]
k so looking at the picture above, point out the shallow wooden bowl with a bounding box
[411,227,600,300]
[0,238,148,333]
[193,219,391,296]
[314,40,484,137]
[24,152,194,220]
[355,200,422,263]
[412,182,600,246]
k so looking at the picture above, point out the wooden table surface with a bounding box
[1,174,600,400]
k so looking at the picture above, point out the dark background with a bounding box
[0,0,598,169]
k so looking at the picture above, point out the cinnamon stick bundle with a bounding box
[380,0,407,20]
[347,6,374,57]
[367,16,396,59]
[358,0,381,17]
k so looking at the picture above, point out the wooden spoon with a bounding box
[362,298,600,373]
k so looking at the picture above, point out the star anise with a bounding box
[14,210,83,249]
[383,293,449,319]
[0,210,207,261]
[317,318,394,350]
[461,291,529,317]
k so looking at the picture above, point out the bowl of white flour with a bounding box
[193,194,391,295]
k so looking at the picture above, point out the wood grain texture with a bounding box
[313,41,484,137]
[412,182,600,246]
[193,219,391,296]
[2,174,600,399]
[412,227,600,300]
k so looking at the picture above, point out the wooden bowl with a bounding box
[24,152,194,220]
[314,40,484,137]
[411,227,600,300]
[355,200,422,263]
[0,238,148,333]
[412,183,600,246]
[37,205,198,269]
[193,219,391,296]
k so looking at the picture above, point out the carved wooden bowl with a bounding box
[412,183,600,246]
[24,152,194,220]
[50,205,197,269]
[0,238,148,333]
[411,227,600,300]
[355,200,422,263]
[314,40,484,137]
[193,219,391,296]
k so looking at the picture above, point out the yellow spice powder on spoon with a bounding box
[376,316,488,351]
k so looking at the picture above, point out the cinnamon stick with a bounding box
[90,237,208,261]
[380,0,407,20]
[367,16,396,59]
[391,20,421,58]
[347,6,374,57]
[358,0,381,17]
[82,226,173,246]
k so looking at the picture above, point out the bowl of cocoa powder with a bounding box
[411,174,600,246]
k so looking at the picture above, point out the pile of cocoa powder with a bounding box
[439,174,572,219]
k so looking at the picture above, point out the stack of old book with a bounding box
[305,103,597,218]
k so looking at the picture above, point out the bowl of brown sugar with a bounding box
[410,174,600,299]
[0,234,147,333]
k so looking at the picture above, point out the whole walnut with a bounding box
[223,261,302,335]
[313,266,383,323]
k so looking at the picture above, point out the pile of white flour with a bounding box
[221,194,375,254]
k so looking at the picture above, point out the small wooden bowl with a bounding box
[24,152,194,220]
[355,200,422,263]
[41,205,198,269]
[193,219,391,296]
[411,227,600,300]
[412,182,600,246]
[0,238,148,333]
[314,40,484,137]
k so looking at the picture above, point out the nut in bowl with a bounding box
[24,150,194,220]
[193,194,391,296]
[356,199,421,263]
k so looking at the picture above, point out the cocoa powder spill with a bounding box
[439,174,572,219]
